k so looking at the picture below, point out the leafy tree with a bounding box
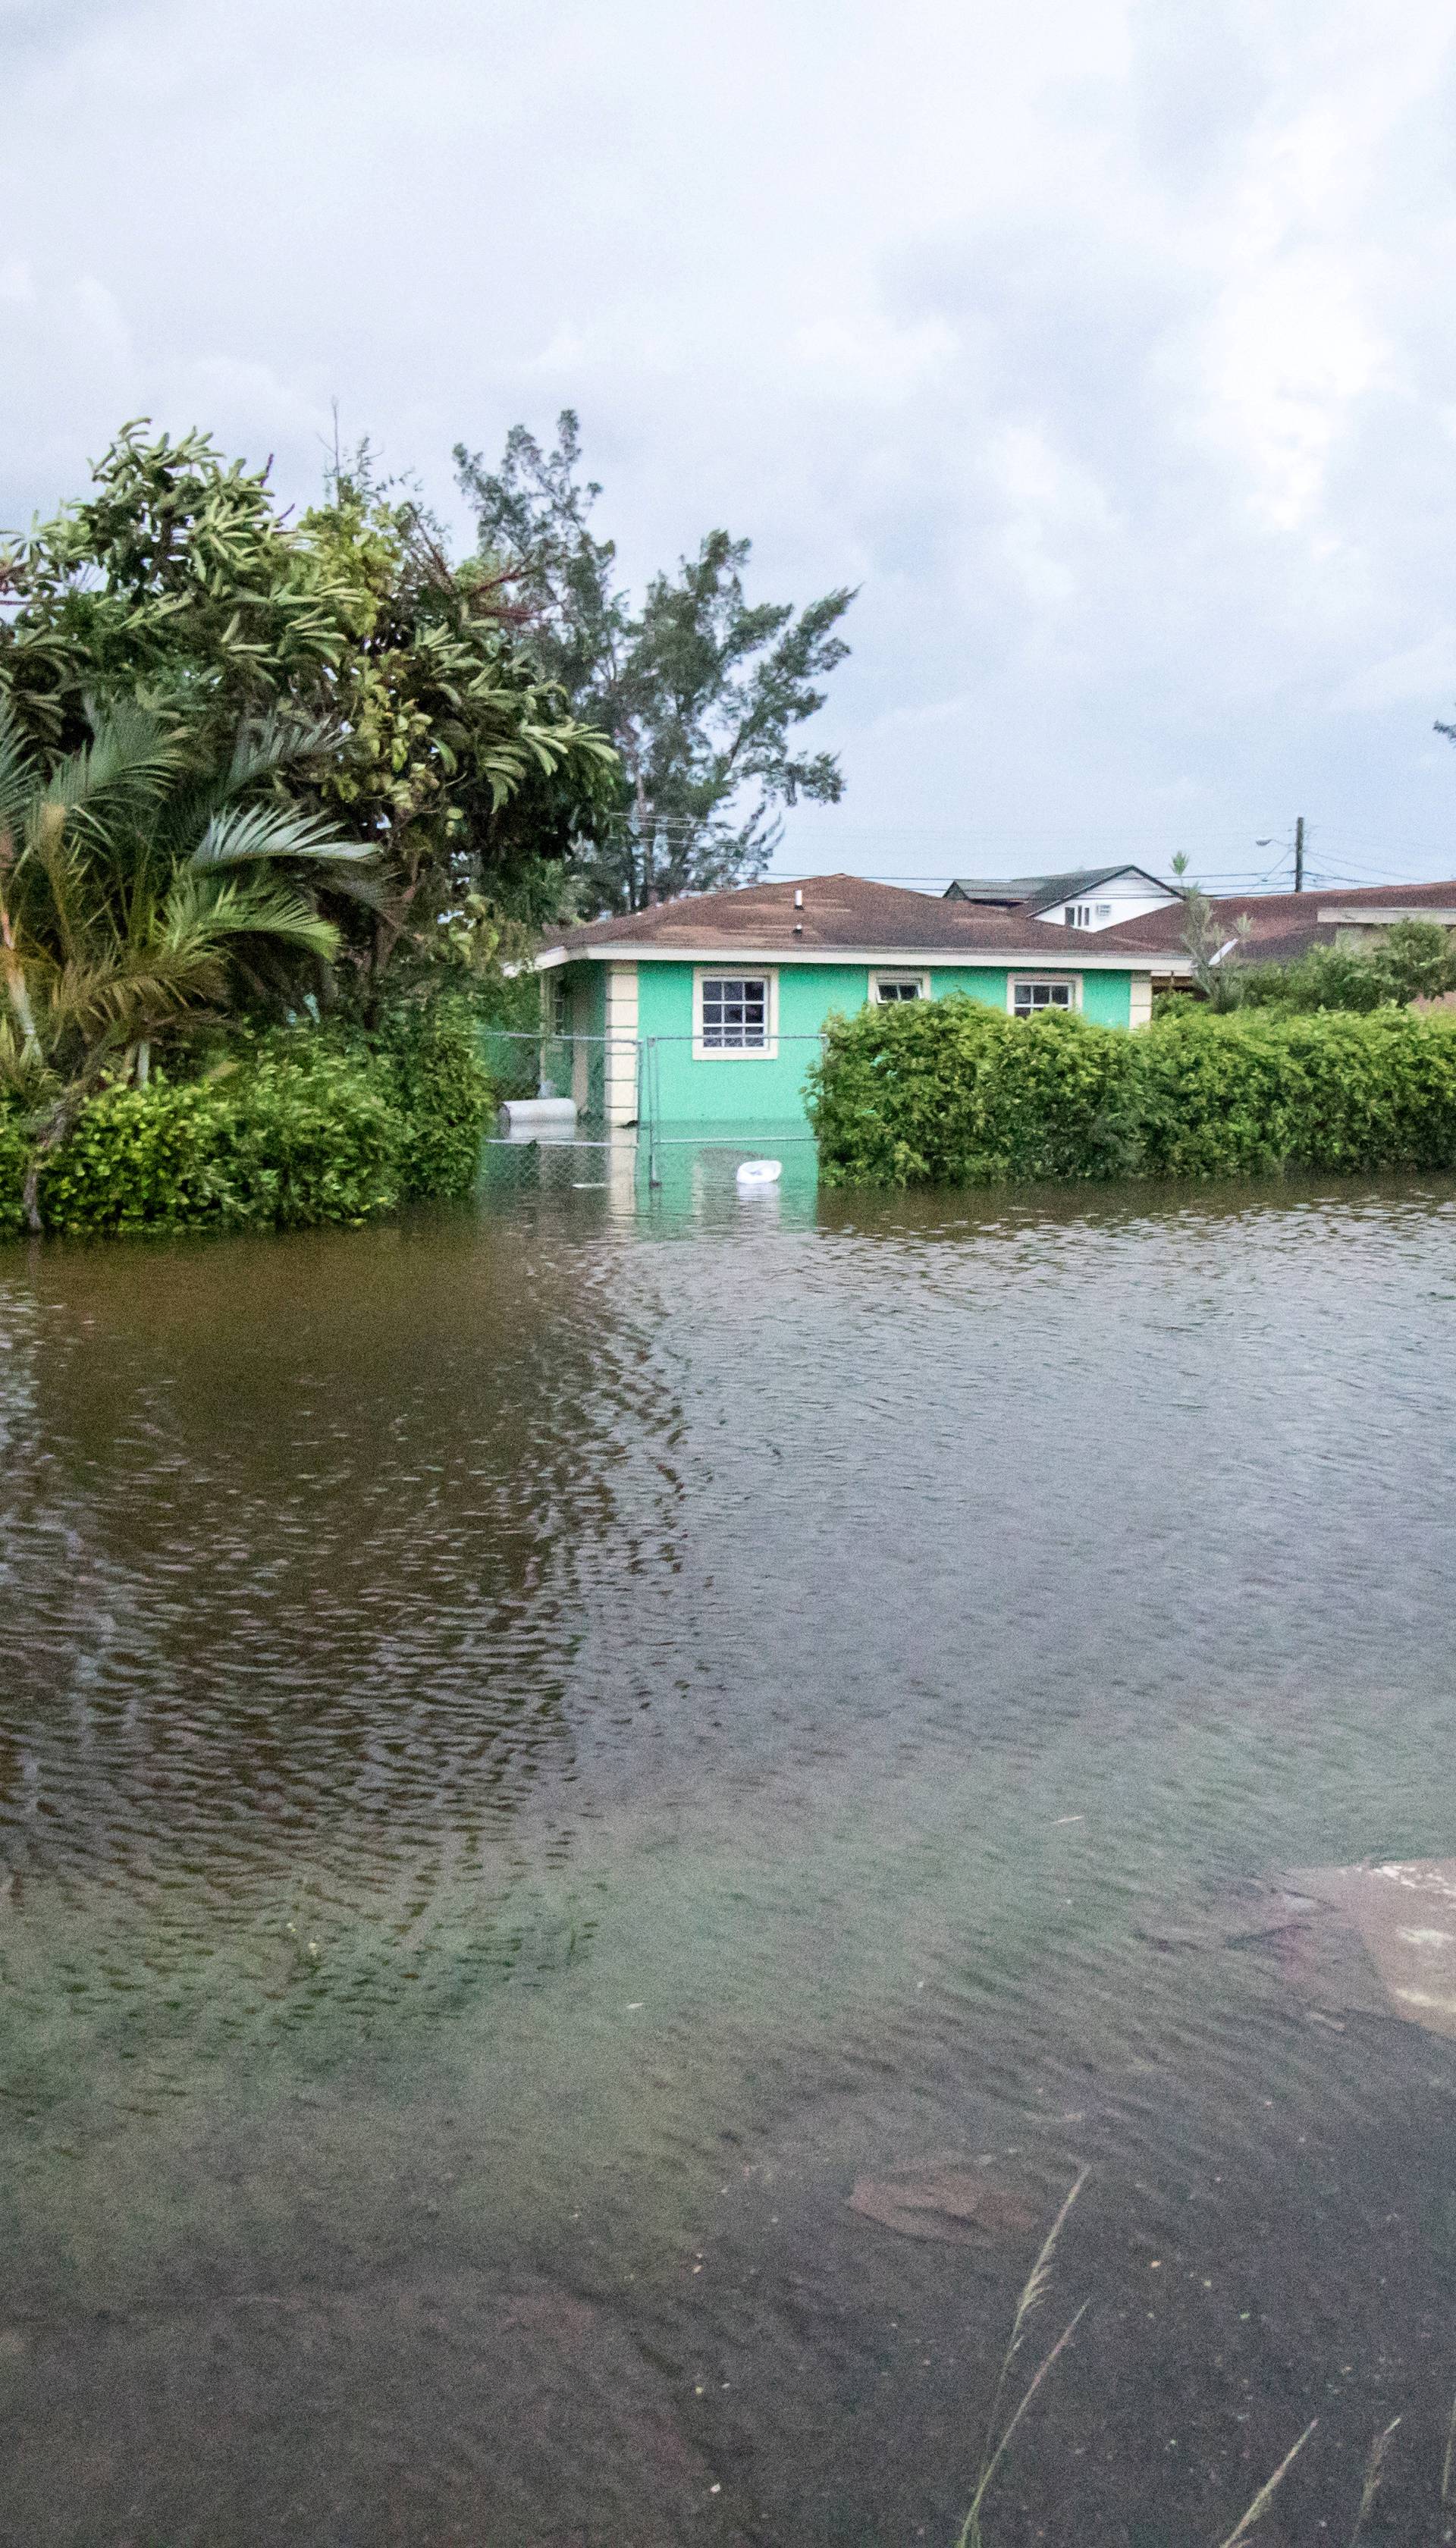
[1167,852,1249,1008]
[454,410,855,911]
[297,453,617,981]
[0,425,619,990]
[0,696,364,1225]
[0,425,353,761]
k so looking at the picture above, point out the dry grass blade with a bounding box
[1007,2167,1090,2360]
[1217,2419,1317,2548]
[951,2170,1092,2548]
[956,2300,1090,2546]
[1348,2417,1399,2546]
[978,2167,1090,2468]
[1441,2390,1456,2541]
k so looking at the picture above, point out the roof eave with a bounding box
[535,940,1189,973]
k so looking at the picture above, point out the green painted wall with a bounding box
[560,956,1139,1121]
[635,960,861,1123]
[581,963,606,1037]
[1081,970,1133,1028]
[929,967,1009,1008]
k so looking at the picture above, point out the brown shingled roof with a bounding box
[1096,876,1456,962]
[544,871,1178,959]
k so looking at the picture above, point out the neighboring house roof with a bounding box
[1095,877,1456,966]
[944,864,1178,912]
[537,872,1185,968]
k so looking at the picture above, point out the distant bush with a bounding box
[0,999,494,1240]
[1228,918,1456,1015]
[808,993,1456,1188]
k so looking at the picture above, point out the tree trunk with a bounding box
[0,903,40,1057]
[635,767,652,908]
[20,1056,112,1234]
[20,1102,77,1234]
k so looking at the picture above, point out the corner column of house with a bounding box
[570,968,590,1112]
[602,961,639,1127]
[1128,975,1153,1029]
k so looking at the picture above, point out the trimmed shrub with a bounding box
[1133,1005,1456,1178]
[807,997,1141,1188]
[34,1040,404,1235]
[0,1000,495,1241]
[808,993,1456,1189]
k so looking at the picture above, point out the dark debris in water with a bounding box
[849,2161,1039,2245]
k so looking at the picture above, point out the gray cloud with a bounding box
[4,0,1456,886]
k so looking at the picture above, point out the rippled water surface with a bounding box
[5,1153,1456,2545]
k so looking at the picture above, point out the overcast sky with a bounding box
[5,0,1456,890]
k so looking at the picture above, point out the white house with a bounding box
[944,866,1184,934]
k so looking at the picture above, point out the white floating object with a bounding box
[497,1097,578,1142]
[736,1158,782,1189]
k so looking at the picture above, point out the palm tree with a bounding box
[0,698,373,1228]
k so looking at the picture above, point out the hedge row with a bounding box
[807,996,1456,1188]
[0,999,494,1240]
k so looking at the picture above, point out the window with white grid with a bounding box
[1012,978,1077,1018]
[870,972,928,1004]
[698,974,770,1050]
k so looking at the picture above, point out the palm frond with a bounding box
[221,709,337,798]
[162,869,339,963]
[148,712,344,863]
[0,692,38,843]
[312,860,390,912]
[27,805,102,969]
[38,948,224,1046]
[187,801,373,871]
[39,700,179,832]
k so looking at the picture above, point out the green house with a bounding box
[534,872,1184,1130]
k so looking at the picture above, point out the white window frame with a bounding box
[693,965,780,1059]
[1009,974,1082,1018]
[868,970,930,1006]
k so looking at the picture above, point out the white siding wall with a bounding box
[1040,882,1180,931]
[1128,975,1154,1029]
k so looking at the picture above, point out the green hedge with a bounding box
[0,997,494,1240]
[375,997,496,1201]
[807,995,1456,1188]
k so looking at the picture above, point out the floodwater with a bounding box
[4,1142,1456,2546]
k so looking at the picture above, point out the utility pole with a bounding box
[1294,815,1304,893]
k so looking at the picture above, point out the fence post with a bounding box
[647,1038,663,1186]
